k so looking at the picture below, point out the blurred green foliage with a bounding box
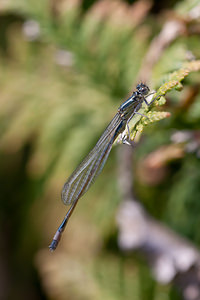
[0,0,200,300]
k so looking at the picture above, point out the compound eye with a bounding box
[144,86,150,95]
[136,84,141,90]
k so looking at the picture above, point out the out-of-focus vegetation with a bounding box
[0,0,200,299]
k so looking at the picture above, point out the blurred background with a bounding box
[1,0,200,299]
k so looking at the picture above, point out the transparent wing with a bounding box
[61,112,122,205]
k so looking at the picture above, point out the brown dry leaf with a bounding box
[137,144,185,185]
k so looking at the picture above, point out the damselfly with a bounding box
[49,83,156,251]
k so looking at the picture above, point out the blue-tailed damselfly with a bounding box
[49,83,156,251]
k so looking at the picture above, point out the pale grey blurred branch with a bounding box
[116,145,200,300]
[138,19,185,82]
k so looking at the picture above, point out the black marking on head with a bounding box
[136,83,150,96]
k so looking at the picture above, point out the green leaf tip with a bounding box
[142,111,171,125]
[155,60,200,97]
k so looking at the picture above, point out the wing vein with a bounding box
[61,112,122,205]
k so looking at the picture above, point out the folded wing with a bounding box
[61,113,122,205]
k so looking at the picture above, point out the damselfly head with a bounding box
[136,83,150,96]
